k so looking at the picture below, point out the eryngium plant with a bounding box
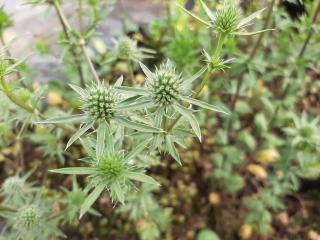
[179,0,272,36]
[37,77,163,149]
[50,121,159,217]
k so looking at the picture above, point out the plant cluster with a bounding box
[0,0,320,239]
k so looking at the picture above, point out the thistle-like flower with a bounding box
[1,173,36,206]
[3,197,64,240]
[178,0,272,36]
[112,36,155,62]
[37,77,163,149]
[50,121,159,217]
[117,60,228,140]
[16,205,41,230]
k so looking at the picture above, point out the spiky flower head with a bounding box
[213,3,240,35]
[116,37,136,60]
[3,176,25,196]
[97,154,125,184]
[16,205,41,230]
[146,60,183,107]
[82,85,118,121]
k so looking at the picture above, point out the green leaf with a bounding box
[184,66,207,87]
[181,96,229,114]
[115,116,164,133]
[96,122,107,160]
[117,99,154,111]
[116,86,149,96]
[37,114,87,124]
[69,84,86,98]
[139,62,153,79]
[80,183,105,218]
[50,167,97,175]
[114,75,123,87]
[233,29,274,36]
[173,104,201,141]
[124,138,152,162]
[199,0,215,21]
[176,3,211,27]
[112,181,125,204]
[124,172,159,185]
[104,122,114,154]
[237,8,266,29]
[66,121,94,150]
[80,138,95,158]
[165,135,182,165]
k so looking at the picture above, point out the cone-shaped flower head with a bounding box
[147,60,183,107]
[16,205,41,230]
[83,85,118,121]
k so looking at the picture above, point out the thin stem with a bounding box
[298,0,320,58]
[79,39,100,84]
[167,34,226,133]
[127,60,134,84]
[53,0,85,88]
[230,0,276,111]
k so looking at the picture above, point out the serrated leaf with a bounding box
[237,8,266,29]
[114,75,124,87]
[139,62,153,79]
[116,86,149,96]
[112,181,125,204]
[80,183,104,218]
[165,135,182,165]
[50,167,97,175]
[115,116,163,133]
[66,121,94,150]
[37,114,87,124]
[233,29,274,36]
[184,66,207,87]
[69,84,86,98]
[173,104,201,141]
[125,172,159,185]
[181,96,229,114]
[200,0,215,21]
[117,99,154,111]
[80,138,95,158]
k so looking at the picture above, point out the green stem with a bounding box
[166,34,226,133]
[127,60,134,84]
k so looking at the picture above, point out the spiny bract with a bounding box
[148,61,183,107]
[214,3,240,34]
[83,86,117,121]
[116,37,137,60]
